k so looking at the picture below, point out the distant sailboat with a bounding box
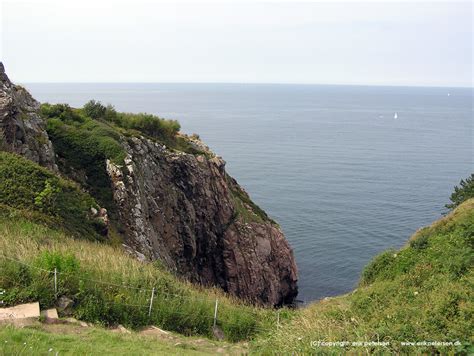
[394,112,398,119]
[447,93,451,97]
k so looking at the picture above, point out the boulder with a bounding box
[0,302,40,324]
[56,296,74,314]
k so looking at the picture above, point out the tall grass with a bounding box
[0,213,281,342]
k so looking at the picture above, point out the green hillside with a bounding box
[252,198,474,354]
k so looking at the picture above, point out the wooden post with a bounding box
[213,299,218,328]
[148,287,155,317]
[54,268,57,296]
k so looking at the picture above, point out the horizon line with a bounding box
[20,81,474,89]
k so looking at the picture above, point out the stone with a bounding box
[0,302,40,322]
[212,325,225,341]
[139,326,172,339]
[40,308,58,320]
[114,324,131,334]
[56,296,74,313]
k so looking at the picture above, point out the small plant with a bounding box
[34,179,61,213]
[409,234,429,250]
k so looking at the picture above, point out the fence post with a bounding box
[148,287,155,317]
[213,299,218,328]
[54,268,57,296]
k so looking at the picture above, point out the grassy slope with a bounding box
[252,199,474,354]
[2,201,471,354]
[0,152,280,346]
[0,324,247,355]
[0,214,280,343]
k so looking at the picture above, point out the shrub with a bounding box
[0,152,103,240]
[446,174,474,210]
[83,100,107,119]
[409,233,429,250]
[41,103,84,123]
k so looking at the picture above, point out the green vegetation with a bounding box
[446,173,474,210]
[80,100,200,153]
[41,102,203,208]
[0,215,279,343]
[0,152,104,240]
[0,324,247,355]
[252,198,474,354]
[226,174,276,225]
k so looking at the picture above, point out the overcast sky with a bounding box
[1,0,472,86]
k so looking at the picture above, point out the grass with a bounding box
[0,214,281,343]
[0,323,247,355]
[251,198,474,354]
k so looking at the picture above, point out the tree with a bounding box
[83,100,106,119]
[446,173,474,210]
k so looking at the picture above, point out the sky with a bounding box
[1,0,472,86]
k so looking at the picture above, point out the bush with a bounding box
[41,103,84,123]
[446,174,474,210]
[0,152,104,240]
[81,100,180,140]
[83,100,107,119]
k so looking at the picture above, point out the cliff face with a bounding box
[0,63,57,171]
[107,137,298,305]
[0,62,298,306]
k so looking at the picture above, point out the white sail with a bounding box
[394,112,398,119]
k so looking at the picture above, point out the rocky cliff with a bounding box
[0,63,57,171]
[0,62,298,306]
[107,137,298,305]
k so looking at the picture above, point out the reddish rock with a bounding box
[106,136,298,306]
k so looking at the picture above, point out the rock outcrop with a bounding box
[0,62,298,306]
[106,137,298,305]
[0,63,57,171]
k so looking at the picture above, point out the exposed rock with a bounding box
[90,206,109,236]
[0,62,57,171]
[122,243,147,262]
[112,324,131,334]
[40,308,59,323]
[140,326,172,339]
[107,136,298,306]
[0,302,40,322]
[212,325,225,341]
[64,317,89,327]
[56,296,74,314]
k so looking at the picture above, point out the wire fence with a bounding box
[0,254,280,335]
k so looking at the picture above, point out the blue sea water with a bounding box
[25,83,473,302]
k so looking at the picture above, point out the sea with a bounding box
[24,83,473,302]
